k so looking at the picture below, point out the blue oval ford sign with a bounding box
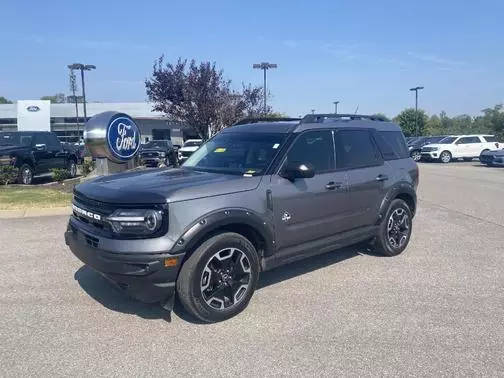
[106,115,141,161]
[26,106,40,112]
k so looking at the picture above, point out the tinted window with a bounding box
[33,133,46,146]
[439,137,457,144]
[374,131,409,160]
[285,130,335,173]
[336,130,382,168]
[47,133,61,148]
[184,141,202,147]
[484,136,497,142]
[457,137,480,144]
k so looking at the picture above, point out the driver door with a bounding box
[270,130,350,250]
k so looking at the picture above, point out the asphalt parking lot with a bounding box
[1,162,503,377]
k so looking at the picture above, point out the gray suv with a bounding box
[65,114,418,322]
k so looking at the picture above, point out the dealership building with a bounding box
[0,101,197,146]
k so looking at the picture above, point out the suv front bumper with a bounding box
[65,218,184,305]
[421,151,439,160]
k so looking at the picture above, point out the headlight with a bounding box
[159,152,166,157]
[408,146,413,150]
[178,152,183,158]
[107,209,164,236]
[431,147,438,151]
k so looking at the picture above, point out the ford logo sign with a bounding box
[26,106,40,112]
[84,111,142,163]
[106,115,141,161]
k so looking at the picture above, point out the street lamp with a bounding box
[68,63,96,135]
[409,86,424,136]
[311,109,315,114]
[333,101,340,114]
[252,62,277,114]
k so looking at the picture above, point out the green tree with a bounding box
[40,93,66,103]
[371,113,390,121]
[393,108,428,136]
[425,114,442,135]
[0,96,13,104]
[479,104,504,139]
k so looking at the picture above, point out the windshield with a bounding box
[0,133,32,146]
[439,136,457,144]
[183,132,286,176]
[184,141,202,147]
[143,141,167,149]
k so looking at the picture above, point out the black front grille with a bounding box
[84,233,99,248]
[181,150,193,157]
[141,152,159,158]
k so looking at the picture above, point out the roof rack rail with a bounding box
[300,114,386,124]
[232,117,301,126]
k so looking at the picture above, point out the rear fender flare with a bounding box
[376,183,417,224]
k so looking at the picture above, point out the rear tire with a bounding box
[374,199,413,257]
[67,159,77,178]
[440,151,451,163]
[479,149,490,161]
[177,232,260,323]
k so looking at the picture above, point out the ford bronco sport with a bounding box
[65,114,418,322]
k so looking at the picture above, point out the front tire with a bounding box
[411,150,421,162]
[440,151,452,163]
[374,199,413,257]
[177,232,260,323]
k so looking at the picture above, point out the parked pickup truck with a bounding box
[0,131,79,184]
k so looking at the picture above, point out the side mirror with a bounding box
[280,162,315,181]
[34,143,47,151]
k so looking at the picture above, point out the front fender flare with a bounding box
[170,208,275,256]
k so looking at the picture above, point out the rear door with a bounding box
[271,130,350,249]
[335,129,390,229]
[455,136,480,157]
[46,133,66,168]
[32,133,52,173]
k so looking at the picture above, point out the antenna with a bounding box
[354,105,359,114]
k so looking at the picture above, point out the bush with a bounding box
[81,158,95,177]
[0,165,19,185]
[51,168,71,182]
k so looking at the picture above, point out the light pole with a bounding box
[333,101,339,114]
[311,109,315,114]
[252,62,277,114]
[68,63,96,138]
[68,69,79,141]
[409,86,424,136]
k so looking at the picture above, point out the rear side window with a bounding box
[374,131,409,160]
[457,136,480,144]
[335,130,382,168]
[484,136,497,142]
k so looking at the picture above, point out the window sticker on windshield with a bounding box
[214,147,226,153]
[272,143,280,149]
[243,169,256,177]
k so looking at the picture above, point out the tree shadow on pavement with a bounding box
[74,243,372,324]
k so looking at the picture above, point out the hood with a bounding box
[481,149,504,156]
[421,143,446,149]
[140,147,166,153]
[0,145,29,154]
[74,167,262,204]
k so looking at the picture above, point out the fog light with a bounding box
[164,257,178,267]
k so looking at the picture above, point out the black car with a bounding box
[0,131,79,184]
[140,140,178,167]
[480,149,504,167]
[408,136,447,162]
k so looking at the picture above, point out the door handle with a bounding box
[325,181,342,190]
[375,174,389,182]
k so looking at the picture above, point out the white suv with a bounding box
[421,135,500,163]
[177,139,203,162]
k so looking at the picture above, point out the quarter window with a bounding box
[374,131,409,160]
[335,130,382,168]
[285,130,335,173]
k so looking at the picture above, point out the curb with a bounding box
[0,206,72,219]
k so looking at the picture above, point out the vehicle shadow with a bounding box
[74,243,372,324]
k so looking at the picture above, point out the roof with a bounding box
[224,116,401,134]
[222,121,300,134]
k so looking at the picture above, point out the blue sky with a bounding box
[1,0,503,118]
